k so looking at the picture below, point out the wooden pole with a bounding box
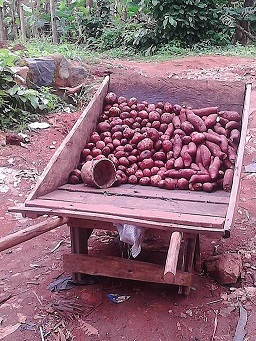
[164,231,182,284]
[19,0,26,43]
[0,217,69,252]
[49,0,58,44]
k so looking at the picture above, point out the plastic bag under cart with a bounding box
[115,223,147,258]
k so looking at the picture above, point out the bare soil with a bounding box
[0,55,256,341]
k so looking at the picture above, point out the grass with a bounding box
[18,38,256,64]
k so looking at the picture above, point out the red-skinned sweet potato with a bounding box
[191,107,218,117]
[223,168,234,192]
[200,145,211,168]
[186,111,207,132]
[209,156,221,179]
[173,134,182,159]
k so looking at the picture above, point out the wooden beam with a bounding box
[164,232,182,284]
[26,76,109,201]
[223,83,252,236]
[63,253,192,286]
[0,217,68,252]
[9,205,225,236]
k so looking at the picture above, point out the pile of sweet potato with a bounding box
[68,92,241,192]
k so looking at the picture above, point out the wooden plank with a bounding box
[223,83,252,236]
[38,188,228,218]
[27,76,110,201]
[26,198,225,228]
[9,205,225,236]
[164,232,182,284]
[60,183,230,205]
[0,217,68,252]
[63,253,192,286]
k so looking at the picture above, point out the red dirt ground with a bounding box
[1,55,256,341]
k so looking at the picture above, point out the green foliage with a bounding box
[137,0,230,47]
[0,49,62,131]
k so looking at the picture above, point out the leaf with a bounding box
[22,4,32,13]
[0,323,21,339]
[77,319,99,336]
[30,96,39,109]
[169,16,177,27]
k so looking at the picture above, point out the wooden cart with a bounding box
[7,76,252,294]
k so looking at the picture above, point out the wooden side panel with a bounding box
[223,83,252,236]
[9,205,225,236]
[63,253,192,286]
[27,76,110,201]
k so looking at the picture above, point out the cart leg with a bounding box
[178,234,198,296]
[194,234,202,273]
[70,226,92,283]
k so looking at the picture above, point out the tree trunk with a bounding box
[0,6,6,41]
[19,0,26,43]
[49,0,58,44]
[235,0,254,45]
[10,0,18,40]
[86,0,93,7]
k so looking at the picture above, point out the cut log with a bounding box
[0,216,68,252]
[164,231,182,284]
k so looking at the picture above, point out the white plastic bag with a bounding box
[115,223,147,258]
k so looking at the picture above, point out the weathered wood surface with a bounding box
[60,183,230,205]
[0,217,68,252]
[223,83,252,235]
[34,187,228,218]
[9,205,225,236]
[26,198,225,228]
[63,253,192,286]
[26,76,110,201]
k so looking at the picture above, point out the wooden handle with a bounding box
[0,216,69,252]
[164,231,182,284]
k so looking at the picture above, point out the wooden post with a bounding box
[164,231,182,284]
[0,217,69,252]
[19,0,26,43]
[70,226,93,282]
[0,6,5,41]
[49,0,58,44]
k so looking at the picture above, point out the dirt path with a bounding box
[0,56,256,341]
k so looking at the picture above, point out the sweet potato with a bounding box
[226,120,241,131]
[186,142,197,156]
[174,156,184,169]
[172,116,181,129]
[164,102,173,113]
[189,183,203,191]
[213,124,227,136]
[179,108,187,123]
[203,182,214,192]
[173,134,182,159]
[166,159,175,170]
[149,111,160,122]
[190,163,200,171]
[205,141,227,160]
[200,145,212,168]
[219,110,241,122]
[223,168,234,192]
[146,128,159,142]
[218,116,229,127]
[191,132,205,144]
[173,128,186,137]
[204,114,218,128]
[177,178,189,190]
[203,131,221,144]
[137,138,154,151]
[153,151,166,161]
[160,112,172,124]
[165,168,196,180]
[150,174,162,187]
[198,163,208,174]
[187,111,207,132]
[227,145,237,163]
[182,135,192,144]
[209,156,221,179]
[230,129,240,144]
[165,122,174,137]
[140,158,154,170]
[195,146,202,164]
[164,178,177,190]
[190,173,211,184]
[162,140,173,152]
[219,135,228,153]
[139,177,151,186]
[97,121,111,133]
[182,152,192,167]
[191,107,218,117]
[128,175,138,184]
[181,121,194,135]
